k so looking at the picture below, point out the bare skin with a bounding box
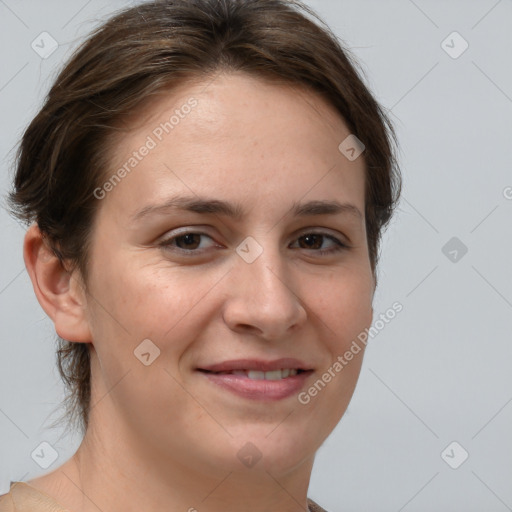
[24,72,374,512]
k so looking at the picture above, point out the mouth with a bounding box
[197,368,309,380]
[196,358,314,400]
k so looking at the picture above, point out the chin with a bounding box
[218,422,320,477]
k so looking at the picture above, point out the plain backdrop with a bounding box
[1,1,511,511]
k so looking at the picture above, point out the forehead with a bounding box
[100,72,366,219]
[114,73,349,147]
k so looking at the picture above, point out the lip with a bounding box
[198,358,311,373]
[196,358,314,401]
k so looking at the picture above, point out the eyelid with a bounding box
[158,229,219,252]
[158,227,350,257]
[289,231,349,254]
[293,227,350,245]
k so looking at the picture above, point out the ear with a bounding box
[23,224,92,343]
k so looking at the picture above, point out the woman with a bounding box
[0,0,400,510]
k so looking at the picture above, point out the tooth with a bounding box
[247,370,265,380]
[241,369,300,380]
[264,370,283,381]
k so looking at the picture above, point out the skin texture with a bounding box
[24,72,375,512]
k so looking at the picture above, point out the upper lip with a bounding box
[197,358,313,372]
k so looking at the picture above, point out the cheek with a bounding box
[84,258,220,444]
[85,252,228,359]
[297,273,372,441]
[310,265,374,348]
[303,265,372,409]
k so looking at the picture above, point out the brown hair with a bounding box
[8,0,401,436]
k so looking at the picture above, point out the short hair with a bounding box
[8,0,401,436]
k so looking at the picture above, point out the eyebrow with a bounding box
[131,195,363,222]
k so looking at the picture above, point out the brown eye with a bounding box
[159,232,218,254]
[175,233,202,250]
[297,234,324,250]
[292,232,347,256]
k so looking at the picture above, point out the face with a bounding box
[82,72,374,479]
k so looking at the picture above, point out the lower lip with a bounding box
[197,371,312,401]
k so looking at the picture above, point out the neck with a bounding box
[60,425,314,512]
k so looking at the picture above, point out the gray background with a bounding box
[1,1,511,511]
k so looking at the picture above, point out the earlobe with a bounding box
[23,224,92,343]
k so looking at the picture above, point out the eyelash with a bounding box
[158,230,349,257]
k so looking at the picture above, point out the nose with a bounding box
[222,243,307,340]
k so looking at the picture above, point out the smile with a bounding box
[200,368,305,380]
[196,359,314,400]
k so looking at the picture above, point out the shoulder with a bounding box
[1,483,328,512]
[0,481,18,512]
[307,497,330,512]
[0,485,15,512]
[0,482,69,512]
